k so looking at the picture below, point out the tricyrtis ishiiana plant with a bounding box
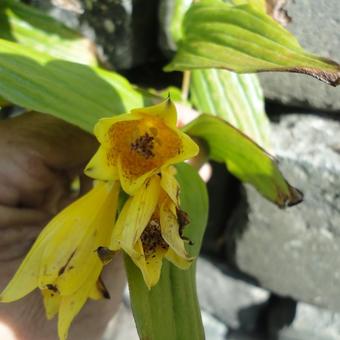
[0,0,340,339]
[0,100,198,339]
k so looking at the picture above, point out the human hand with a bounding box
[0,112,126,340]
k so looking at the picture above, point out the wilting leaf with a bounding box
[266,0,290,25]
[191,69,271,149]
[0,39,145,133]
[0,0,96,65]
[166,0,340,86]
[185,114,303,207]
[126,163,208,340]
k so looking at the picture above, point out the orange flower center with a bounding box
[106,116,182,178]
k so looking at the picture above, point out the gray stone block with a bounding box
[225,113,340,312]
[102,303,139,340]
[197,257,269,331]
[260,0,340,111]
[32,0,159,70]
[279,302,340,340]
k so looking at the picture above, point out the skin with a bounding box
[0,112,126,340]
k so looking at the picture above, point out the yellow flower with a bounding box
[0,181,120,340]
[108,166,193,288]
[85,99,199,195]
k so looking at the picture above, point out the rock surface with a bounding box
[225,113,340,312]
[280,302,340,340]
[32,0,160,70]
[196,257,269,332]
[260,0,340,111]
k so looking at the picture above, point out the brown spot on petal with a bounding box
[58,249,77,276]
[176,208,194,245]
[46,284,59,293]
[96,247,115,264]
[140,217,168,258]
[97,277,110,299]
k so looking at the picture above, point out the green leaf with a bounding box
[191,69,271,149]
[233,0,266,11]
[125,163,208,340]
[165,1,340,86]
[185,114,302,207]
[0,0,96,65]
[0,39,145,133]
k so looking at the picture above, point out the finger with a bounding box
[79,174,93,195]
[0,183,20,206]
[0,206,50,229]
[0,225,41,262]
[41,172,71,215]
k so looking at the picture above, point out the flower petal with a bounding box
[39,182,118,295]
[166,130,199,166]
[56,182,119,295]
[0,220,58,302]
[118,156,158,195]
[131,240,166,289]
[84,147,118,181]
[58,266,100,340]
[165,249,193,270]
[42,289,61,320]
[89,278,110,300]
[160,199,190,260]
[94,113,141,144]
[111,176,160,254]
[160,166,179,205]
[131,98,177,127]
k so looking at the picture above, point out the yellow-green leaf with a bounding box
[233,0,266,11]
[166,1,340,86]
[0,39,145,133]
[185,114,303,207]
[191,69,271,149]
[0,0,96,65]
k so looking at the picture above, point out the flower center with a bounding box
[106,117,182,178]
[140,217,168,258]
[131,132,155,159]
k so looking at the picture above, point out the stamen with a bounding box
[140,218,168,258]
[131,132,155,159]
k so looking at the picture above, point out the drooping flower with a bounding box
[85,99,199,195]
[105,166,193,288]
[0,181,120,340]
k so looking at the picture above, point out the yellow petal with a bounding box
[165,249,193,270]
[160,199,190,260]
[84,147,118,181]
[42,289,61,320]
[0,219,58,302]
[118,156,158,195]
[160,166,179,205]
[39,182,118,295]
[131,98,177,127]
[56,182,119,295]
[58,266,100,340]
[165,130,199,166]
[111,176,160,254]
[88,278,110,300]
[94,113,141,144]
[131,240,165,289]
